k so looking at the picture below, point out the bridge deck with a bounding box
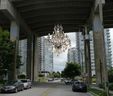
[0,0,113,38]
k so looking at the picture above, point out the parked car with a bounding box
[0,80,24,93]
[64,79,72,85]
[72,81,87,92]
[20,79,32,89]
[48,78,54,82]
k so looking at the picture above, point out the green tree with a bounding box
[62,62,81,79]
[56,71,61,78]
[0,27,22,79]
[0,27,13,77]
[108,67,113,83]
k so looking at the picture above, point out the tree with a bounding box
[0,27,14,78]
[108,67,113,83]
[0,27,22,80]
[62,62,81,79]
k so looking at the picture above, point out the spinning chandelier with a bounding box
[47,24,71,55]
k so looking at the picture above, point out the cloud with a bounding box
[53,30,113,71]
[67,32,76,47]
[53,32,76,72]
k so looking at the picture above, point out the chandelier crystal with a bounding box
[47,24,71,55]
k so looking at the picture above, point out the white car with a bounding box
[20,79,32,89]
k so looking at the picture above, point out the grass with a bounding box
[88,87,113,96]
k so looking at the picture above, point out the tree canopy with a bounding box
[48,71,61,78]
[0,27,22,79]
[108,67,113,83]
[61,62,81,79]
[0,27,14,75]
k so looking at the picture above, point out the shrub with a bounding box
[38,74,44,77]
[109,83,113,90]
[98,83,104,89]
[18,74,26,79]
[99,91,107,96]
[0,80,7,84]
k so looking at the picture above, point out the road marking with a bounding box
[40,88,51,96]
[40,84,58,96]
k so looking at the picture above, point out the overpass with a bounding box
[0,0,113,86]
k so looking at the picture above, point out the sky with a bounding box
[53,32,76,72]
[109,29,113,65]
[53,29,113,72]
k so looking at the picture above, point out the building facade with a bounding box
[39,37,53,73]
[67,47,79,63]
[104,29,112,68]
[18,39,27,74]
[76,29,112,76]
[18,36,54,75]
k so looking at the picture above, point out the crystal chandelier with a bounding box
[47,24,71,55]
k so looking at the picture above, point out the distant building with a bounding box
[76,29,112,76]
[18,39,27,74]
[39,37,53,73]
[67,47,79,63]
[19,36,54,75]
[104,29,112,68]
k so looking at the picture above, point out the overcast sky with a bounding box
[53,29,113,72]
[110,29,113,66]
[53,32,76,72]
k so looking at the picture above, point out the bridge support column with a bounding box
[9,21,19,80]
[83,26,92,85]
[26,32,33,81]
[92,13,108,85]
[32,35,39,81]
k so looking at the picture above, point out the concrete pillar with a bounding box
[37,37,42,81]
[26,32,33,80]
[83,27,92,85]
[92,13,108,85]
[9,21,19,80]
[92,1,109,96]
[33,35,39,81]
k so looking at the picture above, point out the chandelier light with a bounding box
[47,24,71,55]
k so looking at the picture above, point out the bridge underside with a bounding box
[0,0,113,38]
[0,0,112,88]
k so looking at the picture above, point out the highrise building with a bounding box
[67,47,79,63]
[19,36,54,75]
[39,37,53,73]
[76,29,112,76]
[18,39,27,74]
[104,29,112,68]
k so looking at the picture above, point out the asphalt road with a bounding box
[0,82,92,96]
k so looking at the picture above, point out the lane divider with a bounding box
[40,84,58,96]
[40,88,52,96]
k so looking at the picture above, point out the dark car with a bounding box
[72,81,87,92]
[0,80,24,93]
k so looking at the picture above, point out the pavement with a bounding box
[0,82,92,96]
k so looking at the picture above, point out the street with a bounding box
[0,82,91,96]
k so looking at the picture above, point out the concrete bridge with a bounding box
[0,0,113,87]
